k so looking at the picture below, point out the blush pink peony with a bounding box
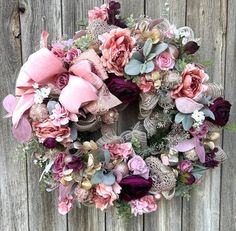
[155,51,175,70]
[171,64,209,99]
[138,76,155,93]
[128,155,150,179]
[92,183,121,210]
[88,4,108,22]
[99,28,135,76]
[58,195,74,215]
[129,195,157,216]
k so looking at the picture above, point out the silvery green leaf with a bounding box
[182,114,194,131]
[132,51,144,62]
[201,108,215,120]
[152,42,168,56]
[91,171,104,185]
[102,172,116,186]
[146,52,157,61]
[145,61,155,73]
[140,63,147,74]
[143,38,153,57]
[103,150,110,164]
[124,59,142,75]
[70,123,78,141]
[47,101,57,114]
[175,112,185,124]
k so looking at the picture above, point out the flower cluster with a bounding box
[3,1,231,218]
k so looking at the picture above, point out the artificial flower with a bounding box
[155,51,175,71]
[88,4,108,22]
[128,155,149,179]
[43,137,57,149]
[177,160,193,172]
[58,195,74,215]
[56,73,69,90]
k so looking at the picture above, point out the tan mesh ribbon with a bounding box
[76,114,102,132]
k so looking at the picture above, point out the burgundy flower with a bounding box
[184,41,199,54]
[204,148,220,168]
[105,74,140,104]
[208,97,231,126]
[107,1,126,28]
[43,137,57,149]
[52,152,66,181]
[179,172,195,185]
[119,175,153,201]
[56,73,69,90]
[65,155,84,172]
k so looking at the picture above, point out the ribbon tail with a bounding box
[194,138,206,163]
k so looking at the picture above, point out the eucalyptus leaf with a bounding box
[47,101,57,114]
[124,59,142,75]
[143,38,153,57]
[91,170,104,185]
[201,108,215,120]
[175,112,185,124]
[145,61,155,73]
[182,114,194,131]
[152,42,168,56]
[131,51,144,62]
[140,63,147,74]
[146,52,158,61]
[103,150,110,164]
[102,172,116,186]
[70,123,78,141]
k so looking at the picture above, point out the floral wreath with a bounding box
[3,1,232,218]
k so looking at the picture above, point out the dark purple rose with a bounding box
[184,41,199,54]
[52,152,66,181]
[208,97,231,126]
[43,137,57,149]
[65,155,84,172]
[179,172,195,185]
[204,148,220,168]
[105,74,140,104]
[56,73,69,90]
[107,1,126,28]
[119,175,153,201]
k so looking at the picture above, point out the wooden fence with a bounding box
[0,0,235,230]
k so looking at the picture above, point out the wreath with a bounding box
[3,1,232,218]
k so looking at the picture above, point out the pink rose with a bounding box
[88,4,108,22]
[171,64,209,99]
[56,73,69,90]
[52,152,66,181]
[99,28,135,76]
[92,183,121,210]
[129,195,157,216]
[58,195,73,215]
[155,51,175,70]
[103,143,134,160]
[178,160,193,172]
[64,48,80,64]
[32,119,71,143]
[138,76,155,93]
[128,155,150,179]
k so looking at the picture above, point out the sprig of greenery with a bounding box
[114,200,133,221]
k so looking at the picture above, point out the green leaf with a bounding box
[201,108,215,120]
[146,52,157,61]
[175,112,185,124]
[143,38,153,57]
[124,59,142,75]
[102,172,116,186]
[131,51,144,62]
[103,150,110,164]
[175,59,187,72]
[140,63,147,74]
[91,170,104,184]
[145,61,155,73]
[224,123,236,131]
[182,114,194,131]
[152,42,168,56]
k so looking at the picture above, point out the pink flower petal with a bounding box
[2,94,17,116]
[175,138,196,152]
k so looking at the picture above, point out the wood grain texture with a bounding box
[0,1,28,231]
[182,1,227,231]
[220,0,236,230]
[144,1,186,230]
[19,0,67,230]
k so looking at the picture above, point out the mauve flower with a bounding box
[184,41,199,54]
[179,172,195,185]
[171,64,209,99]
[74,186,92,203]
[129,195,157,216]
[105,74,140,104]
[32,119,71,143]
[208,97,231,126]
[43,137,57,149]
[51,46,65,58]
[103,143,134,160]
[88,4,108,22]
[52,152,66,181]
[99,28,135,76]
[65,155,84,172]
[64,48,80,64]
[138,76,155,93]
[58,195,74,215]
[92,183,121,210]
[155,51,175,71]
[119,175,153,201]
[190,123,209,139]
[177,160,193,173]
[128,155,150,179]
[50,103,78,126]
[56,73,69,90]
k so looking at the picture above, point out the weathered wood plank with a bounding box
[220,0,236,230]
[144,1,186,230]
[19,0,67,230]
[62,1,106,230]
[0,1,28,231]
[182,1,227,231]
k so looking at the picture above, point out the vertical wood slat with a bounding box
[0,1,28,231]
[18,0,67,231]
[220,0,236,230]
[182,1,227,231]
[62,1,106,231]
[144,1,186,231]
